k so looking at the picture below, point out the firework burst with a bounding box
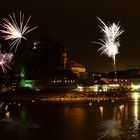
[96,17,124,71]
[0,12,37,52]
[0,51,13,73]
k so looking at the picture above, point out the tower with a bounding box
[62,48,67,69]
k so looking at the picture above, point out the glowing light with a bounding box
[18,103,21,107]
[20,67,25,78]
[77,85,84,91]
[96,17,124,70]
[0,12,37,52]
[133,92,139,101]
[109,84,120,87]
[0,51,13,73]
[131,84,140,90]
[99,106,103,118]
[97,119,122,140]
[5,112,10,120]
[134,102,138,121]
[89,102,92,106]
[119,104,124,111]
[131,92,140,121]
[5,105,8,111]
[20,79,33,89]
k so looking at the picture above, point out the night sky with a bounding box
[0,0,140,72]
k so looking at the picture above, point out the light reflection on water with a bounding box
[0,92,140,140]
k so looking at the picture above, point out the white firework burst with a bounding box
[96,17,124,68]
[0,12,37,52]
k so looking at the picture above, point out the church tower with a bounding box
[62,48,67,69]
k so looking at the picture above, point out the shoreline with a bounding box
[0,91,129,103]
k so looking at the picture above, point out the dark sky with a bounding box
[0,0,140,72]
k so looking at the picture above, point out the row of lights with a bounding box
[111,79,128,82]
[51,80,75,83]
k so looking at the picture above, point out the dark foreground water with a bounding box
[0,92,140,140]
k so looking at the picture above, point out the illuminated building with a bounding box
[103,69,140,91]
[131,84,140,92]
[19,68,34,89]
[20,79,34,89]
[76,78,120,93]
[46,69,78,89]
[18,67,78,91]
[61,49,86,75]
[67,60,86,74]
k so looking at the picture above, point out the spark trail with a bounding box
[0,51,13,73]
[96,17,124,72]
[0,12,37,52]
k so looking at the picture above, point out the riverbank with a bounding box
[0,90,129,103]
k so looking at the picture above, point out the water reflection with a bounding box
[130,92,140,139]
[134,102,138,121]
[64,107,86,123]
[93,92,140,139]
[97,119,122,140]
[0,93,140,140]
[132,92,140,120]
[0,101,44,140]
[5,111,10,120]
[99,106,103,120]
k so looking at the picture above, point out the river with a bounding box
[0,92,140,140]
